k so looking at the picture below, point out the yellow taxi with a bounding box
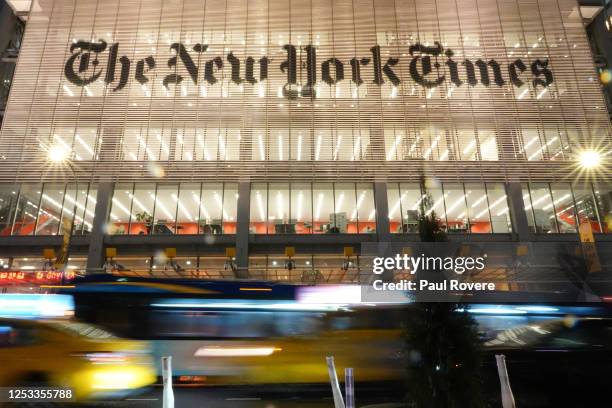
[0,318,156,401]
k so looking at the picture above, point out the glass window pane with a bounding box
[176,183,200,235]
[268,183,290,234]
[13,184,42,235]
[131,183,156,235]
[551,183,576,233]
[313,183,334,234]
[397,183,423,233]
[594,184,612,233]
[223,184,238,234]
[291,183,312,234]
[334,183,356,233]
[63,183,91,236]
[465,183,491,233]
[37,183,64,235]
[423,184,447,231]
[356,183,376,233]
[487,184,512,233]
[444,184,469,233]
[152,185,178,234]
[0,184,19,236]
[572,184,600,233]
[528,183,556,233]
[200,184,225,234]
[250,184,267,234]
[110,183,134,235]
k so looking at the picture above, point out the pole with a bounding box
[345,367,355,408]
[61,161,78,285]
[162,356,174,408]
[326,356,345,408]
[495,354,516,408]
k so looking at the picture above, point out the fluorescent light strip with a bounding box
[213,192,229,220]
[278,135,283,161]
[297,135,302,161]
[63,84,74,97]
[149,193,174,220]
[388,192,407,219]
[218,135,226,160]
[296,192,303,221]
[386,135,402,161]
[425,194,447,216]
[75,134,94,157]
[517,88,529,99]
[352,136,361,161]
[445,195,466,215]
[351,191,366,220]
[333,136,342,160]
[276,191,284,220]
[536,88,548,99]
[315,193,324,220]
[543,193,571,210]
[336,192,345,213]
[172,193,193,221]
[256,192,265,221]
[423,136,440,159]
[315,135,322,161]
[463,140,476,155]
[470,194,487,208]
[128,194,148,213]
[527,136,558,161]
[192,193,210,220]
[525,193,551,211]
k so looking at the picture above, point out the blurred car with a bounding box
[0,318,156,401]
[482,317,612,407]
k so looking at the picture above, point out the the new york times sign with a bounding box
[64,40,553,98]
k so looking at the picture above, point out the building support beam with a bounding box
[234,181,251,278]
[506,182,530,242]
[86,182,114,274]
[374,182,391,242]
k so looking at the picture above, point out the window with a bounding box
[390,182,512,234]
[594,184,612,233]
[109,183,238,235]
[12,184,42,236]
[250,183,375,234]
[525,183,556,233]
[0,185,19,236]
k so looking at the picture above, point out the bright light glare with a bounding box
[194,346,280,357]
[578,150,601,169]
[48,145,69,162]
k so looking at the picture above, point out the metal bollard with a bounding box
[162,356,175,408]
[495,354,516,408]
[345,368,355,408]
[326,356,346,408]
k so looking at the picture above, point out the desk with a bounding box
[145,223,175,235]
[275,223,296,234]
[200,224,223,234]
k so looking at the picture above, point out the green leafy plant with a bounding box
[134,211,152,223]
[403,176,484,408]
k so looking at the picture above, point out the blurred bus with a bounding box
[61,275,610,386]
[63,275,404,385]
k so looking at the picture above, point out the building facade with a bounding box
[0,0,610,285]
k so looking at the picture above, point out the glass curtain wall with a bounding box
[249,183,376,234]
[109,183,238,235]
[387,182,512,234]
